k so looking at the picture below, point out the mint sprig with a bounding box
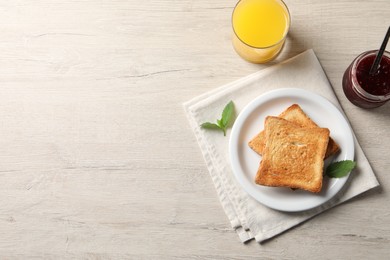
[200,101,235,136]
[326,160,357,178]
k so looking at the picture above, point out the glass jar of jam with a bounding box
[342,50,390,108]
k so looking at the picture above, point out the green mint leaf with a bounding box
[200,122,221,131]
[217,119,223,128]
[200,101,236,137]
[326,160,357,178]
[221,101,234,127]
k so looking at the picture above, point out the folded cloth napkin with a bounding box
[183,49,380,243]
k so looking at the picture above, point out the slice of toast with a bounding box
[248,104,339,159]
[255,116,330,193]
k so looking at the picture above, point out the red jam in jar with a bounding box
[342,50,390,108]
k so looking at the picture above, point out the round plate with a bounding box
[229,88,355,212]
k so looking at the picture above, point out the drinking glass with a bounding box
[232,0,290,63]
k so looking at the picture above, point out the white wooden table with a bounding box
[1,0,389,258]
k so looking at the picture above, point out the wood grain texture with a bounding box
[0,0,389,258]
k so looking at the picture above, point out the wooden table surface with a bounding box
[1,0,389,258]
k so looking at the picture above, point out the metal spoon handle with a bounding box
[369,26,390,76]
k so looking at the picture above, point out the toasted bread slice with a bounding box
[248,104,339,158]
[255,116,330,193]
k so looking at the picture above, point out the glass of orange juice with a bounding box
[232,0,290,63]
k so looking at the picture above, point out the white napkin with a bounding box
[183,49,379,243]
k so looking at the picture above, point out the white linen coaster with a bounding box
[183,49,380,243]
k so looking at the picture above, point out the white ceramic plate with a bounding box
[229,88,355,212]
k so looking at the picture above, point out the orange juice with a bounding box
[232,0,290,63]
